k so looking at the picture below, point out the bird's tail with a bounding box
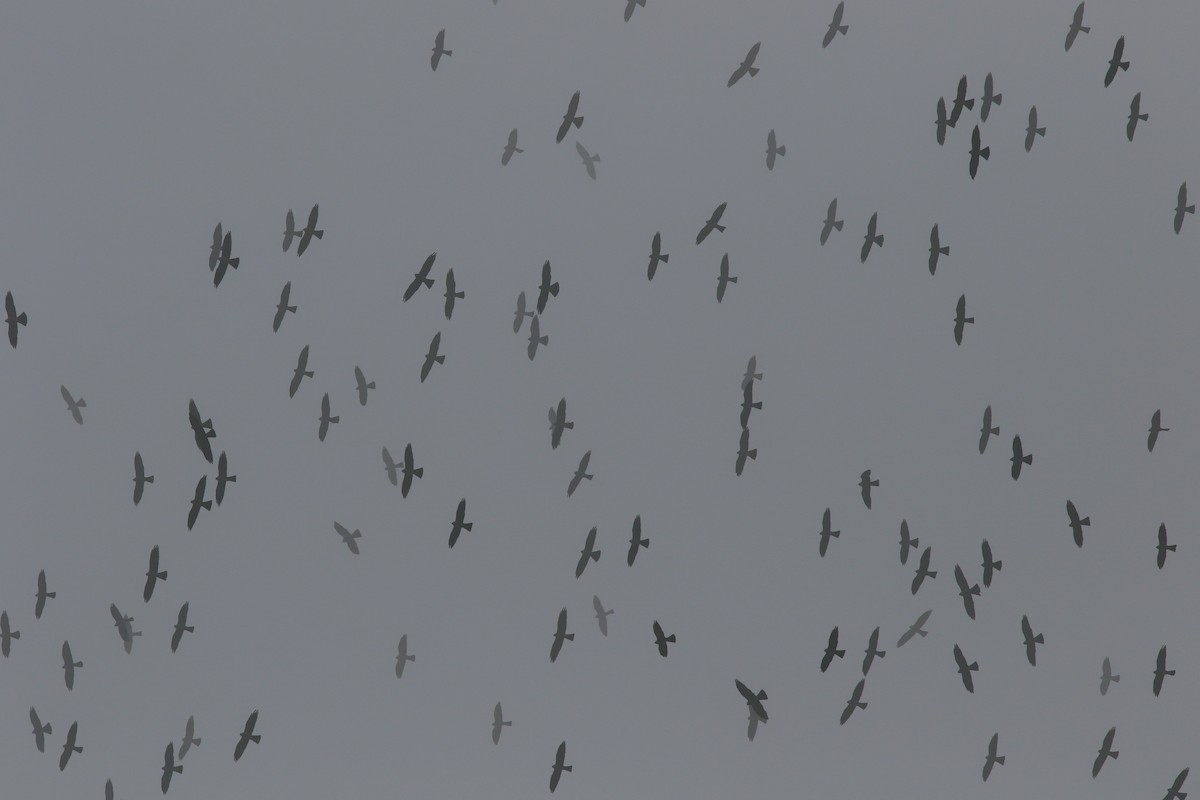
[435,355,445,365]
[549,281,560,297]
[996,755,1006,765]
[728,276,739,284]
[993,93,1003,105]
[993,560,1002,571]
[1111,750,1119,759]
[573,116,583,129]
[590,550,600,562]
[77,399,87,408]
[833,220,843,231]
[184,625,194,633]
[1034,634,1044,644]
[171,764,183,775]
[1080,24,1091,33]
[158,570,168,581]
[462,522,473,532]
[838,24,848,34]
[73,745,82,754]
[1022,454,1032,465]
[939,246,950,256]
[965,316,975,324]
[751,401,762,410]
[304,370,314,379]
[564,633,575,641]
[989,426,999,436]
[444,48,453,56]
[1110,674,1120,683]
[1137,112,1147,122]
[776,145,786,156]
[201,500,212,511]
[981,146,991,160]
[835,648,845,658]
[927,569,938,578]
[660,254,669,262]
[366,381,375,390]
[538,335,549,346]
[229,258,240,270]
[830,530,840,538]
[10,631,19,640]
[870,479,879,487]
[747,448,757,459]
[42,723,52,735]
[16,312,27,326]
[715,223,726,233]
[1187,206,1196,215]
[312,229,324,239]
[747,66,759,77]
[970,585,980,596]
[250,735,261,744]
[666,634,676,643]
[917,629,928,637]
[405,654,416,662]
[964,98,975,109]
[969,661,979,671]
[856,700,867,710]
[454,290,464,300]
[1167,544,1177,552]
[413,468,424,478]
[514,146,524,154]
[873,235,884,246]
[1119,60,1129,71]
[287,304,296,313]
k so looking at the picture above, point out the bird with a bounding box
[1066,500,1091,547]
[404,253,438,302]
[652,620,675,657]
[980,73,1002,122]
[575,526,601,578]
[1092,726,1118,777]
[443,270,464,319]
[746,707,764,742]
[818,508,840,558]
[110,604,141,654]
[592,595,613,636]
[741,355,762,391]
[1175,183,1195,234]
[549,398,574,450]
[60,385,86,425]
[212,229,239,288]
[296,204,323,256]
[513,291,534,333]
[234,711,260,761]
[982,733,1005,781]
[979,406,999,453]
[1021,615,1045,666]
[735,679,769,721]
[215,451,236,505]
[1104,36,1129,87]
[430,29,451,71]
[949,75,973,126]
[575,141,600,180]
[1010,435,1032,480]
[537,260,560,314]
[716,253,738,302]
[765,129,785,170]
[501,128,523,165]
[897,610,933,648]
[623,0,646,22]
[568,451,593,497]
[289,345,314,398]
[696,202,728,245]
[821,626,845,673]
[969,125,989,179]
[647,232,669,280]
[954,565,981,620]
[35,570,54,619]
[1065,2,1089,51]
[133,452,154,506]
[162,741,183,793]
[395,635,415,678]
[59,721,81,771]
[727,41,761,87]
[820,198,843,244]
[823,2,848,48]
[860,212,883,262]
[981,540,1002,587]
[627,515,649,566]
[954,294,974,345]
[839,678,867,725]
[862,627,886,675]
[30,707,51,753]
[449,499,472,548]
[1126,92,1147,141]
[62,640,82,690]
[381,447,402,487]
[282,209,299,252]
[1164,768,1190,800]
[735,427,758,477]
[1157,523,1176,569]
[400,443,423,498]
[550,608,573,663]
[1148,409,1169,451]
[899,520,918,565]
[953,644,979,693]
[1024,106,1046,152]
[912,546,937,594]
[209,223,223,270]
[490,703,511,745]
[5,290,28,348]
[0,611,18,657]
[739,383,761,429]
[354,366,375,406]
[420,332,445,383]
[188,399,216,463]
[334,522,362,555]
[928,224,949,274]
[550,741,572,793]
[187,476,211,531]
[143,545,167,602]
[272,282,296,333]
[934,97,950,145]
[859,469,878,509]
[1100,657,1120,695]
[171,602,193,653]
[556,91,583,144]
[1153,645,1175,696]
[317,392,339,442]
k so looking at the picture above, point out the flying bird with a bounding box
[820,198,843,244]
[954,564,981,620]
[187,476,211,531]
[862,627,886,675]
[0,611,19,657]
[501,128,523,165]
[954,294,974,345]
[567,450,593,497]
[537,260,560,314]
[1066,500,1090,547]
[982,733,1005,781]
[839,678,867,725]
[449,499,472,548]
[912,546,937,595]
[382,446,402,487]
[144,545,167,602]
[354,366,375,406]
[550,608,573,663]
[739,383,761,429]
[29,707,51,753]
[282,209,299,252]
[1153,645,1175,696]
[5,290,28,347]
[215,451,236,505]
[317,392,339,441]
[979,406,999,453]
[818,508,840,557]
[171,602,193,653]
[188,399,216,463]
[898,520,918,565]
[1100,656,1120,695]
[935,97,949,145]
[897,609,933,647]
[60,385,86,425]
[404,253,438,302]
[1021,614,1044,666]
[823,2,848,48]
[953,644,979,693]
[735,427,757,476]
[162,741,183,793]
[271,282,296,333]
[62,640,82,690]
[981,540,1002,587]
[647,232,669,280]
[443,269,464,319]
[746,707,764,741]
[1126,92,1147,141]
[765,129,785,170]
[859,469,878,509]
[334,522,362,555]
[928,224,949,274]
[1092,726,1118,777]
[296,204,323,256]
[1104,36,1129,87]
[110,604,141,654]
[1156,523,1175,569]
[209,223,223,269]
[949,75,973,126]
[491,703,511,744]
[395,635,415,678]
[575,526,601,578]
[742,355,762,391]
[623,0,646,22]
[212,230,239,288]
[133,452,154,506]
[430,29,451,71]
[716,253,738,302]
[1164,767,1190,800]
[289,345,314,398]
[696,202,728,245]
[735,679,769,721]
[590,595,614,636]
[35,569,54,619]
[420,332,445,383]
[980,73,1002,121]
[400,443,423,498]
[234,710,260,762]
[1010,435,1032,480]
[59,721,81,771]
[549,398,574,450]
[1174,184,1194,234]
[627,515,649,566]
[727,41,761,87]
[513,291,534,333]
[860,212,883,262]
[1065,2,1089,51]
[575,141,600,180]
[556,91,583,144]
[550,741,572,793]
[1025,106,1046,152]
[969,125,989,179]
[652,621,675,657]
[1148,409,1169,451]
[821,626,845,673]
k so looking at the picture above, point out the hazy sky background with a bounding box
[1,0,1197,797]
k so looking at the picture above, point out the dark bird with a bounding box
[144,545,167,602]
[818,507,840,558]
[354,366,375,406]
[1010,435,1032,480]
[627,515,649,566]
[1066,500,1090,547]
[188,399,216,463]
[212,230,239,288]
[954,564,981,620]
[1100,657,1120,695]
[899,520,918,565]
[133,452,154,506]
[859,469,878,509]
[162,741,183,793]
[0,611,18,657]
[382,446,402,487]
[334,522,362,555]
[739,382,761,429]
[549,397,574,449]
[735,679,769,721]
[404,253,438,302]
[954,294,974,345]
[550,741,572,793]
[6,290,28,348]
[862,627,886,675]
[746,707,764,742]
[1065,2,1089,51]
[187,476,211,531]
[449,499,472,548]
[1154,645,1175,696]
[431,29,451,71]
[575,526,601,578]
[593,595,613,636]
[318,392,339,442]
[1148,409,1169,451]
[395,635,415,678]
[716,253,738,302]
[273,282,296,332]
[60,385,86,425]
[556,91,583,144]
[821,626,846,673]
[935,96,949,145]
[400,443,422,498]
[443,270,464,319]
[860,212,883,262]
[501,128,523,166]
[420,332,445,383]
[742,355,762,391]
[282,209,299,253]
[1104,36,1129,87]
[979,406,999,453]
[35,569,54,619]
[1126,92,1147,141]
[980,73,1002,122]
[823,2,848,48]
[575,141,600,180]
[171,602,193,653]
[897,609,933,647]
[296,204,323,256]
[1175,184,1195,234]
[1021,614,1044,666]
[981,540,1002,588]
[765,129,785,170]
[234,711,260,762]
[491,702,511,744]
[1093,726,1118,777]
[209,223,223,270]
[513,291,534,333]
[215,451,236,505]
[567,450,593,497]
[1024,105,1046,152]
[727,41,762,87]
[653,620,675,657]
[953,643,979,693]
[912,546,937,595]
[949,75,974,126]
[59,721,81,771]
[110,604,141,654]
[929,224,949,274]
[62,640,82,690]
[736,426,756,476]
[537,260,559,313]
[647,232,669,280]
[623,0,646,22]
[30,707,51,753]
[697,202,728,245]
[550,608,573,663]
[820,198,844,244]
[1157,523,1176,569]
[969,125,989,179]
[840,678,867,725]
[289,345,314,398]
[1164,767,1190,800]
[983,733,1005,781]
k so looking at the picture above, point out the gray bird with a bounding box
[575,526,601,578]
[820,198,843,244]
[62,640,82,690]
[567,450,593,497]
[550,608,573,663]
[1104,36,1128,87]
[575,141,599,180]
[537,260,560,314]
[430,29,451,71]
[513,291,534,334]
[171,602,193,653]
[821,626,845,672]
[110,604,141,654]
[188,399,216,463]
[556,92,583,144]
[234,711,260,761]
[839,678,867,725]
[980,73,1002,122]
[765,129,785,170]
[1164,768,1190,800]
[818,508,840,557]
[741,355,762,391]
[823,2,848,48]
[623,0,646,22]
[491,703,511,744]
[162,741,183,793]
[954,294,974,345]
[593,595,613,636]
[1010,434,1031,480]
[982,732,1005,781]
[289,345,313,398]
[746,707,764,741]
[954,564,981,620]
[969,125,989,179]
[1092,726,1118,777]
[1100,656,1120,695]
[953,644,979,693]
[60,385,86,425]
[1174,184,1194,234]
[949,75,973,126]
[898,520,918,565]
[897,609,932,647]
[59,721,81,771]
[395,635,415,678]
[859,469,878,509]
[354,366,375,406]
[1153,645,1174,696]
[928,224,949,274]
[979,406,999,453]
[296,204,323,256]
[400,443,422,498]
[211,229,239,288]
[443,270,464,319]
[550,741,572,793]
[5,290,28,348]
[420,332,445,383]
[0,611,19,657]
[144,545,167,602]
[981,540,1002,587]
[215,451,236,505]
[1021,614,1044,666]
[334,522,362,555]
[740,382,761,429]
[549,398,574,450]
[735,426,756,476]
[1024,106,1046,152]
[727,42,761,88]
[317,392,339,442]
[912,546,937,594]
[696,202,727,245]
[653,620,675,657]
[1156,523,1175,569]
[1066,500,1090,547]
[647,232,669,280]
[627,515,648,566]
[1126,92,1147,141]
[208,223,223,270]
[717,253,738,302]
[527,315,548,361]
[272,282,296,333]
[860,212,883,262]
[1065,2,1089,51]
[404,253,437,302]
[449,499,472,548]
[30,706,51,753]
[382,447,401,487]
[187,476,211,531]
[862,627,886,675]
[1148,409,1168,451]
[133,452,154,506]
[935,97,949,145]
[735,679,769,721]
[282,209,299,253]
[35,569,54,619]
[501,128,523,166]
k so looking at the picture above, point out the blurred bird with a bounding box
[860,212,883,262]
[765,129,785,170]
[1010,435,1032,480]
[628,515,649,566]
[727,42,761,87]
[647,232,669,280]
[179,715,201,760]
[1148,409,1169,451]
[575,526,601,578]
[897,609,932,647]
[575,141,600,180]
[491,702,511,744]
[820,198,844,244]
[395,635,415,678]
[1126,92,1147,141]
[1104,36,1129,87]
[823,2,848,48]
[557,91,583,144]
[404,253,438,302]
[593,595,613,636]
[234,711,260,761]
[623,0,646,22]
[354,366,375,406]
[735,427,757,476]
[334,522,362,555]
[431,29,451,71]
[133,452,154,506]
[980,73,1002,122]
[60,385,86,425]
[1025,106,1046,152]
[568,451,593,497]
[513,291,534,333]
[1021,615,1044,666]
[928,224,949,274]
[171,602,193,653]
[5,290,28,348]
[501,128,523,165]
[449,499,472,548]
[1065,2,1089,51]
[549,398,574,450]
[1100,656,1120,695]
[653,621,676,657]
[741,355,762,391]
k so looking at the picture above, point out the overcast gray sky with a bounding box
[1,0,1198,797]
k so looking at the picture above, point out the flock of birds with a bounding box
[1,0,1196,797]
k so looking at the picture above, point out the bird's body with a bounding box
[549,398,574,450]
[172,602,193,653]
[823,2,848,48]
[953,643,979,693]
[400,443,423,498]
[839,678,867,725]
[550,741,572,792]
[59,721,81,771]
[820,198,843,244]
[765,129,785,170]
[162,741,183,793]
[627,515,649,566]
[981,540,1002,587]
[929,224,949,274]
[404,253,438,302]
[980,73,1002,121]
[860,212,883,262]
[215,451,236,505]
[1010,435,1032,480]
[273,282,296,332]
[1093,726,1118,777]
[899,520,918,565]
[717,253,737,302]
[334,522,362,555]
[1153,645,1174,696]
[1126,92,1147,141]
[735,427,757,476]
[567,450,593,497]
[396,635,415,678]
[35,569,54,619]
[234,711,260,761]
[859,469,878,509]
[297,204,323,256]
[935,97,949,145]
[318,392,339,442]
[491,703,511,744]
[862,627,886,675]
[537,260,559,314]
[550,608,573,662]
[1021,614,1044,666]
[697,202,728,245]
[1100,656,1120,695]
[187,476,211,531]
[212,230,239,288]
[1174,184,1194,234]
[1025,106,1046,152]
[527,315,548,360]
[727,42,762,87]
[648,232,669,280]
[62,640,82,690]
[188,399,216,463]
[60,385,86,425]
[897,609,933,647]
[954,294,974,345]
[1148,409,1169,451]
[949,75,973,126]
[501,128,523,165]
[30,706,51,753]
[818,508,840,557]
[652,620,675,657]
[1104,36,1129,87]
[144,545,167,602]
[421,332,445,383]
[575,141,600,180]
[969,125,990,179]
[735,679,769,721]
[449,499,472,548]
[954,564,981,620]
[5,290,29,347]
[444,269,464,319]
[1066,500,1090,547]
[133,452,155,505]
[912,546,937,594]
[821,626,845,673]
[354,366,375,406]
[557,92,583,144]
[1157,523,1176,569]
[575,526,601,578]
[0,611,19,657]
[983,732,1005,781]
[431,29,451,71]
[979,406,999,453]
[1065,2,1089,51]
[289,345,314,398]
